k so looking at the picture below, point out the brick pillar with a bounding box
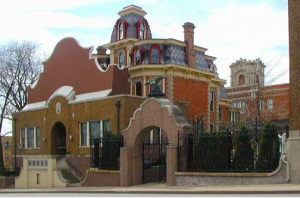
[183,22,196,68]
[120,147,133,186]
[287,131,300,183]
[166,146,177,186]
[287,0,300,184]
[289,0,300,131]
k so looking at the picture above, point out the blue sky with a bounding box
[0,0,289,132]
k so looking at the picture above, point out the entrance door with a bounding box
[51,122,66,155]
[142,137,168,183]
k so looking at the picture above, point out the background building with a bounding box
[226,58,289,126]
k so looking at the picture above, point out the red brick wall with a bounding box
[173,77,208,120]
[289,0,300,130]
[28,38,114,103]
[226,84,289,122]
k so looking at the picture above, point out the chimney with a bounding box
[96,46,107,55]
[183,22,196,68]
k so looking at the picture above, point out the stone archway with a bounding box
[51,122,67,155]
[121,98,190,186]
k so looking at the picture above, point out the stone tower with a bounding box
[229,58,265,87]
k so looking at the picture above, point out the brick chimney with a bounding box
[183,22,196,68]
[96,46,107,55]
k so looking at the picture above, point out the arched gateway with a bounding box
[121,98,190,186]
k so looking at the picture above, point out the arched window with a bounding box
[118,22,123,40]
[140,22,145,39]
[239,74,245,86]
[135,50,140,65]
[151,48,158,64]
[119,52,125,68]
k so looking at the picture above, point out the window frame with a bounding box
[79,120,110,147]
[135,81,142,96]
[219,107,223,121]
[118,52,125,68]
[148,45,161,64]
[137,19,149,40]
[135,50,141,65]
[20,127,41,149]
[267,99,273,111]
[210,91,214,112]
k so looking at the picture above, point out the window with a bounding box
[21,129,25,148]
[119,52,125,68]
[239,74,245,86]
[27,127,34,148]
[151,48,158,64]
[5,154,9,161]
[20,127,41,149]
[36,127,41,148]
[102,120,110,134]
[80,122,87,146]
[135,50,140,65]
[210,91,214,111]
[139,22,145,39]
[135,81,142,96]
[118,22,123,40]
[268,99,273,111]
[90,121,101,146]
[219,107,223,121]
[259,100,264,111]
[80,120,110,147]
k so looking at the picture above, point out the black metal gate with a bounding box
[142,138,168,183]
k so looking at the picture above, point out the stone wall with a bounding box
[176,158,288,186]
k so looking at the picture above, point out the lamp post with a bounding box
[13,116,17,175]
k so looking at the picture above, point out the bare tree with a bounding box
[0,41,43,171]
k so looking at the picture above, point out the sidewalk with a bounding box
[1,183,300,194]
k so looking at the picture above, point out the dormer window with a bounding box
[148,45,161,64]
[140,23,145,39]
[135,50,140,65]
[119,22,124,40]
[210,64,216,73]
[151,48,158,64]
[119,52,125,68]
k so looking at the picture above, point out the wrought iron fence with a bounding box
[90,136,123,170]
[178,127,282,173]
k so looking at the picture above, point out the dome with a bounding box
[110,5,152,43]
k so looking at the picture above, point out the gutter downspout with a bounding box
[115,101,121,134]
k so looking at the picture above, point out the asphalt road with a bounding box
[0,193,300,198]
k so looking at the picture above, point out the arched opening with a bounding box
[51,122,66,155]
[134,126,168,184]
[239,74,245,86]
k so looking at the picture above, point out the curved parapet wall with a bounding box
[28,37,114,104]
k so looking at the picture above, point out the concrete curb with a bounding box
[1,183,300,194]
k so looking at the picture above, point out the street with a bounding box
[0,193,300,198]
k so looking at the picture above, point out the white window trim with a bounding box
[20,127,41,149]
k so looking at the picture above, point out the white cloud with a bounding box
[195,3,289,85]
